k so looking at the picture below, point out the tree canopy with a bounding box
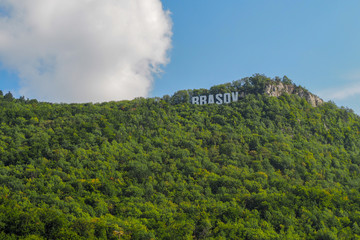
[0,75,359,239]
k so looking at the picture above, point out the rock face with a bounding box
[264,82,323,107]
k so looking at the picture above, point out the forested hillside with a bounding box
[1,75,360,239]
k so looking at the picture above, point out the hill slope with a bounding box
[0,75,360,239]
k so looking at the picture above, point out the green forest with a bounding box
[1,75,360,239]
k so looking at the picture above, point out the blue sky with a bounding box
[1,1,360,113]
[152,0,360,113]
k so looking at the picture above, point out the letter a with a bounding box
[208,95,215,104]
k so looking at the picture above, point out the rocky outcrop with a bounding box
[264,82,323,107]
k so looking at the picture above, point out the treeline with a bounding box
[0,90,39,104]
[0,75,360,239]
[0,75,301,106]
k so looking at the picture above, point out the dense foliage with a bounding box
[0,76,360,239]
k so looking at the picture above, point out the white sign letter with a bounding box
[208,95,214,104]
[200,95,207,105]
[224,93,231,104]
[232,92,239,102]
[215,94,223,104]
[192,96,199,104]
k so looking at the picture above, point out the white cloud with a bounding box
[319,70,360,101]
[320,83,360,100]
[0,0,172,102]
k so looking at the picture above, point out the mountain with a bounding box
[0,75,360,239]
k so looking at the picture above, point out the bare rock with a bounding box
[264,83,323,107]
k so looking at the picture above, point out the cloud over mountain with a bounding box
[0,0,172,102]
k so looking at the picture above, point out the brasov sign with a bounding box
[191,92,243,105]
